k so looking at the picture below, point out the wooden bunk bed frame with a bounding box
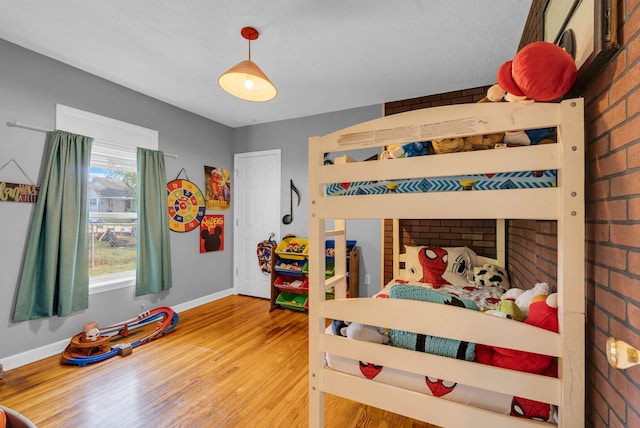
[307,99,585,427]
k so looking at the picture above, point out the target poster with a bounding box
[167,179,205,232]
[204,166,231,211]
[200,214,224,253]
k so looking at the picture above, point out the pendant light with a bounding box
[218,26,277,102]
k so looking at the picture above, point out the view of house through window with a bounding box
[55,103,158,290]
[88,152,137,278]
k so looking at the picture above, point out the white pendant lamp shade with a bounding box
[218,27,277,102]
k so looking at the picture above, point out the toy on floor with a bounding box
[61,306,179,366]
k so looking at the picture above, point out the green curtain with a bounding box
[13,130,93,322]
[136,147,172,296]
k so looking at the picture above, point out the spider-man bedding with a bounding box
[325,281,558,424]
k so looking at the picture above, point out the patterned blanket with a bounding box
[388,284,478,361]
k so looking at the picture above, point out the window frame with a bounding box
[55,104,158,294]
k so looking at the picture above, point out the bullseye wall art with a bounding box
[167,168,206,233]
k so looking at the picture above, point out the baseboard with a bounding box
[0,288,235,372]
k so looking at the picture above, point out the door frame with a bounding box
[233,149,281,298]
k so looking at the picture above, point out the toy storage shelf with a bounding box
[270,238,359,312]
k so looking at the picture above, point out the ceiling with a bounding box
[0,1,532,128]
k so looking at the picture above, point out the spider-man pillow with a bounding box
[403,246,476,287]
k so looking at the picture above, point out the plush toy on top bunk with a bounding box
[496,41,578,104]
[383,41,578,158]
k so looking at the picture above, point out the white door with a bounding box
[234,149,281,298]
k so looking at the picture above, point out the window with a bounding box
[56,104,158,294]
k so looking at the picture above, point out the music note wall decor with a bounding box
[282,179,300,225]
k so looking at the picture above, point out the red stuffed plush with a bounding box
[475,293,558,375]
[496,41,577,102]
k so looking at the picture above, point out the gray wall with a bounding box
[234,109,383,297]
[0,37,382,366]
[0,38,234,361]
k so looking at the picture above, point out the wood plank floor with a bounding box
[0,295,439,427]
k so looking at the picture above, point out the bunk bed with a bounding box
[307,99,585,427]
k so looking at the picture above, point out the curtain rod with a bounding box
[6,121,178,159]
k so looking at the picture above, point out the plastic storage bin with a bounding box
[274,274,309,291]
[275,258,307,276]
[275,237,309,260]
[276,291,308,311]
[325,240,357,262]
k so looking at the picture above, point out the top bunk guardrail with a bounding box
[308,98,584,221]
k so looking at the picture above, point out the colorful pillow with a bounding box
[404,246,477,285]
[388,284,478,361]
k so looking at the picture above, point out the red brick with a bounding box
[611,61,640,105]
[596,286,628,319]
[612,368,640,417]
[611,270,640,304]
[628,301,640,330]
[593,264,610,288]
[594,369,627,420]
[630,143,640,169]
[611,115,640,151]
[590,222,610,243]
[597,100,626,138]
[593,305,611,333]
[594,243,627,271]
[608,410,625,428]
[588,133,611,160]
[592,200,628,221]
[598,149,628,176]
[627,410,640,428]
[611,224,640,247]
[630,198,640,220]
[630,87,640,118]
[590,90,612,117]
[623,6,640,42]
[587,180,610,202]
[629,251,640,275]
[611,169,640,197]
[590,383,610,423]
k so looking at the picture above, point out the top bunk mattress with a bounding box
[325,169,556,196]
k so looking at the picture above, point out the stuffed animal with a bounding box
[515,282,551,319]
[382,141,432,159]
[496,41,577,103]
[475,292,558,374]
[331,319,389,344]
[485,297,523,321]
[473,263,509,288]
[430,85,505,154]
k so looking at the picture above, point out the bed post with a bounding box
[557,98,585,427]
[308,135,325,427]
[496,218,505,267]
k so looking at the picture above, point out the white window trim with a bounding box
[56,104,158,295]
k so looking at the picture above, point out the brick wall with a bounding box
[581,2,640,426]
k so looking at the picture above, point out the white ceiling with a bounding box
[0,1,532,128]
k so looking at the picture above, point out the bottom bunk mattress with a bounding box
[324,350,558,424]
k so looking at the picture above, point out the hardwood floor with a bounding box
[0,295,438,427]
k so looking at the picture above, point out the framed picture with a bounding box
[543,0,619,90]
